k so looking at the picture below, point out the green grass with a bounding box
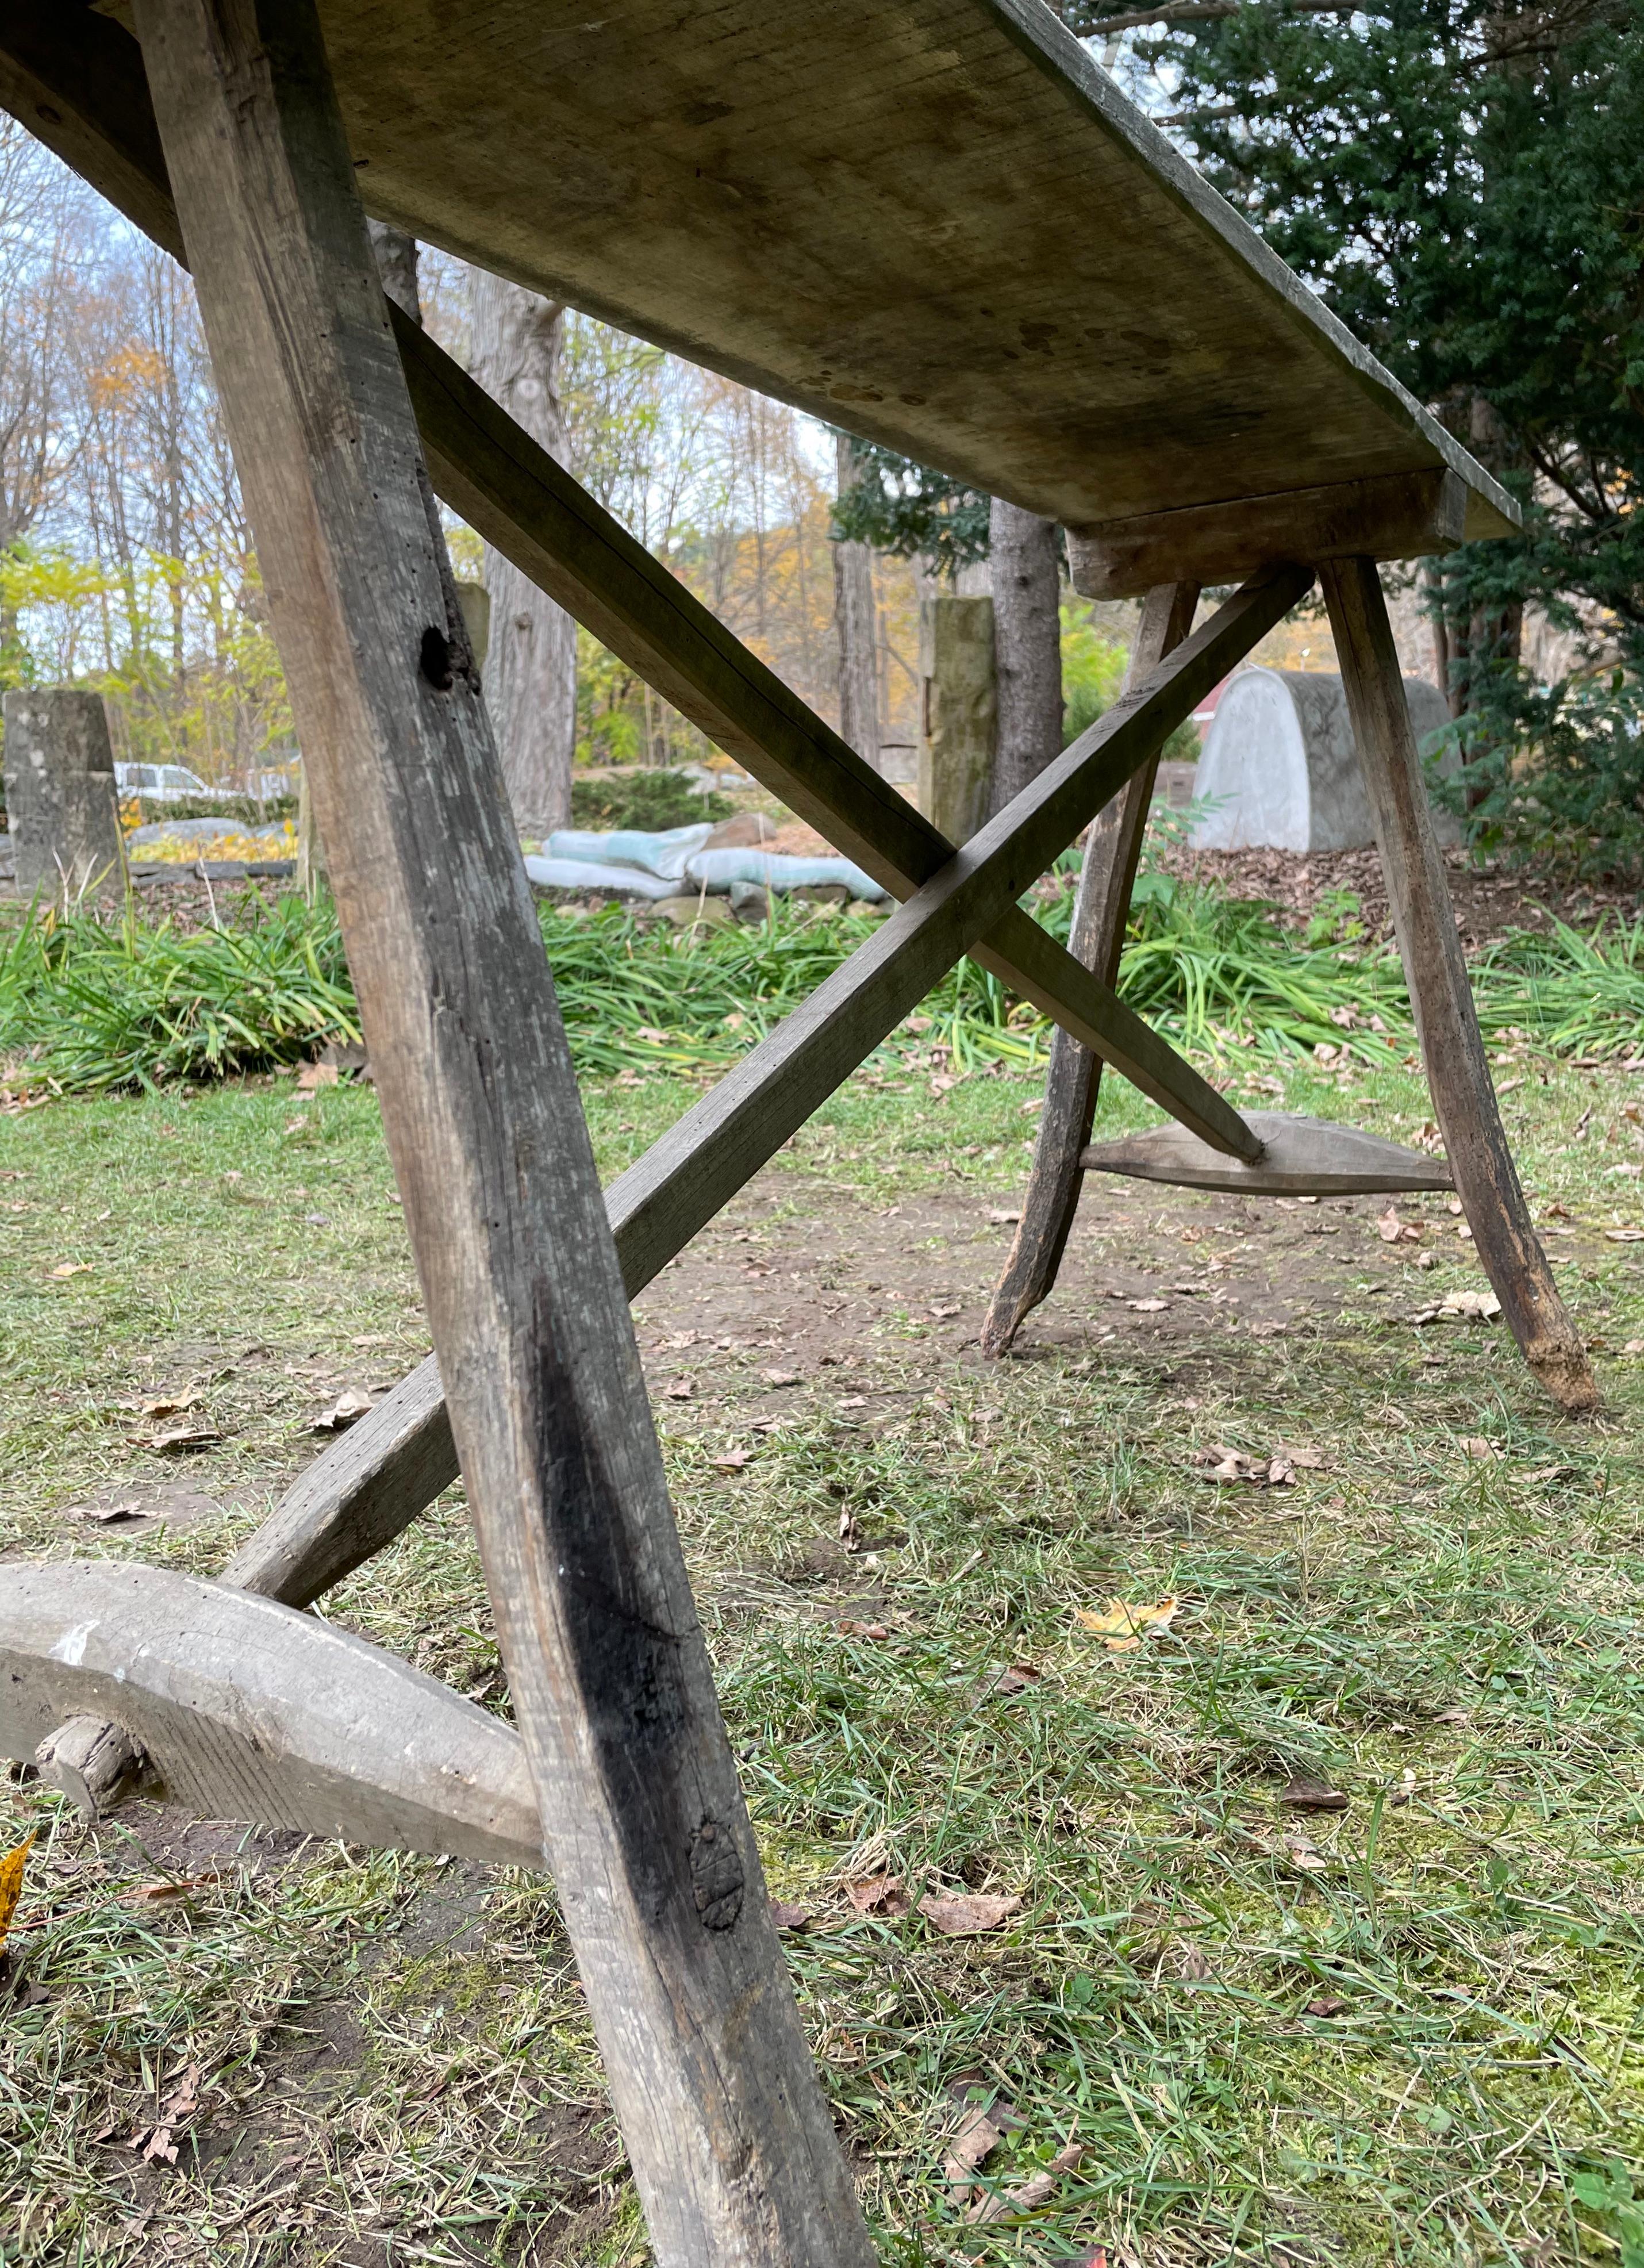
[2,968,1643,2263]
[6,877,1644,1097]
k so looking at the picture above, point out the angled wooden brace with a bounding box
[228,567,1307,1609]
[131,1,874,2257]
[982,581,1200,1356]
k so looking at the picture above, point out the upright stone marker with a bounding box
[2,690,124,898]
[919,592,996,843]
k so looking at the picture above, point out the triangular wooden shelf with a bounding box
[1081,1110,1452,1196]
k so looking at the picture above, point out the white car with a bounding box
[114,761,212,802]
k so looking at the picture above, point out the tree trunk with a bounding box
[833,432,879,767]
[988,498,1063,816]
[470,269,578,836]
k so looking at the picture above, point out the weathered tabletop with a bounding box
[292,0,1516,540]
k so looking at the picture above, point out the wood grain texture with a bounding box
[1066,470,1467,600]
[0,1,1514,548]
[1320,556,1597,1413]
[34,1712,149,1819]
[2,1563,541,1861]
[135,4,875,2259]
[982,584,1199,1359]
[1078,1111,1455,1195]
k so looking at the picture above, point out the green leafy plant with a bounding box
[567,769,734,832]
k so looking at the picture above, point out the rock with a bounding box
[703,812,778,850]
[1191,668,1458,853]
[645,893,734,929]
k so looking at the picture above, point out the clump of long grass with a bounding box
[3,877,1643,1096]
[0,894,359,1093]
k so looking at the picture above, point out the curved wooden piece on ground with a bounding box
[0,1561,541,1866]
[1320,558,1596,1413]
[982,581,1199,1358]
[1079,1111,1454,1196]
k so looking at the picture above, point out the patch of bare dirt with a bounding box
[628,1164,1532,1428]
[1151,842,1641,950]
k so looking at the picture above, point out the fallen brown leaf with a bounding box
[664,1378,694,1400]
[1128,1296,1169,1313]
[760,1368,801,1387]
[1604,1226,1644,1242]
[309,1386,374,1432]
[835,1620,889,1641]
[49,1261,92,1279]
[768,1901,813,1933]
[1377,1207,1403,1242]
[139,1390,203,1419]
[1177,1944,1215,1982]
[1284,1836,1328,1871]
[967,2143,1084,2224]
[994,1663,1041,1697]
[944,2102,1006,2190]
[1458,1436,1502,1461]
[918,1890,1022,1937]
[1304,1995,1349,2018]
[1281,1778,1351,1812]
[295,1060,338,1091]
[846,1871,909,1918]
[130,1421,221,1453]
[713,1448,755,1471]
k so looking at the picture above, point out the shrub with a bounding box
[568,769,735,832]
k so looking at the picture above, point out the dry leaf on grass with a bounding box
[1284,1836,1328,1872]
[760,1368,801,1387]
[49,1261,92,1279]
[768,1901,813,1933]
[1458,1436,1503,1461]
[967,2143,1084,2224]
[994,1663,1041,1697]
[846,1872,909,1918]
[988,1207,1021,1225]
[1281,1778,1350,1812]
[1128,1296,1169,1313]
[1604,1226,1644,1242]
[139,1388,203,1419]
[295,1059,338,1091]
[309,1386,374,1432]
[1194,1442,1324,1487]
[1176,1944,1215,1982]
[835,1620,889,1641]
[713,1447,755,1471]
[0,1840,30,1950]
[1305,1995,1349,2018]
[1075,1596,1178,1652]
[919,1890,1022,1937]
[944,2102,1007,2190]
[664,1378,694,1401]
[132,2063,203,2165]
[129,1420,221,1453]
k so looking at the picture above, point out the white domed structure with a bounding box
[1190,668,1457,852]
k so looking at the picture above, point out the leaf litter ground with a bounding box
[1,1041,1642,2267]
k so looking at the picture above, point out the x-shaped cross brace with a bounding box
[0,0,1306,1594]
[229,321,1305,1604]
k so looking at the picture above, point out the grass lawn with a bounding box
[2,1035,1642,2266]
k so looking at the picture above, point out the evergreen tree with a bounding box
[1056,0,1644,855]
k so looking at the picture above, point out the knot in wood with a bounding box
[418,625,454,690]
[689,1817,744,1931]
